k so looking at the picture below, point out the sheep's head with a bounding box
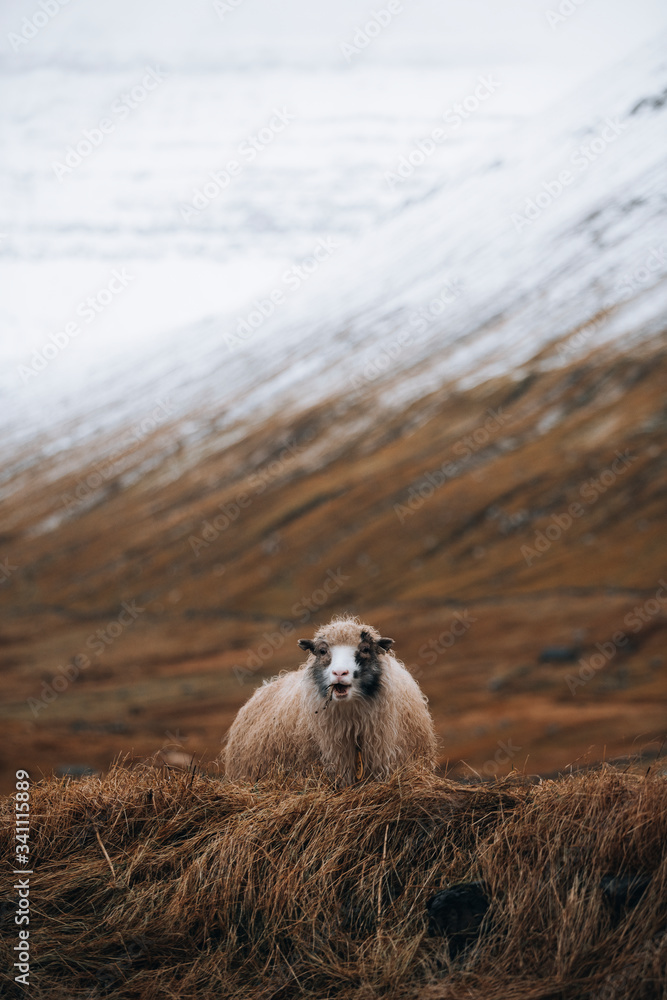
[298,622,394,704]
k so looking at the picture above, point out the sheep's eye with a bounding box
[359,645,370,655]
[317,644,328,656]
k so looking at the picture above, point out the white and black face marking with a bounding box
[298,631,394,704]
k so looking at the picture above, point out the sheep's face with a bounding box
[298,630,394,704]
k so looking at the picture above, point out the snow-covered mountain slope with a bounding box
[208,31,667,424]
[2,33,666,473]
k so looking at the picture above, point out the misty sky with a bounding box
[1,0,666,74]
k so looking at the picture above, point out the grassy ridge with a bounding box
[1,764,665,999]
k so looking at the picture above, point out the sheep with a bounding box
[223,615,437,785]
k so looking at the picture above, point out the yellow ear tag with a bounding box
[355,748,364,781]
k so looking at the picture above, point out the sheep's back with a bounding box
[223,668,319,780]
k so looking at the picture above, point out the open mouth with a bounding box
[332,683,350,698]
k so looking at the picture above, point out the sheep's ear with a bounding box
[298,639,315,652]
[377,637,394,651]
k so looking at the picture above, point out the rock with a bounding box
[600,874,651,920]
[539,646,581,663]
[426,880,491,956]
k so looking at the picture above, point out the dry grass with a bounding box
[1,763,666,999]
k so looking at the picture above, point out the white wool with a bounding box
[223,616,437,785]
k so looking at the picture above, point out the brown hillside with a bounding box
[0,333,666,790]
